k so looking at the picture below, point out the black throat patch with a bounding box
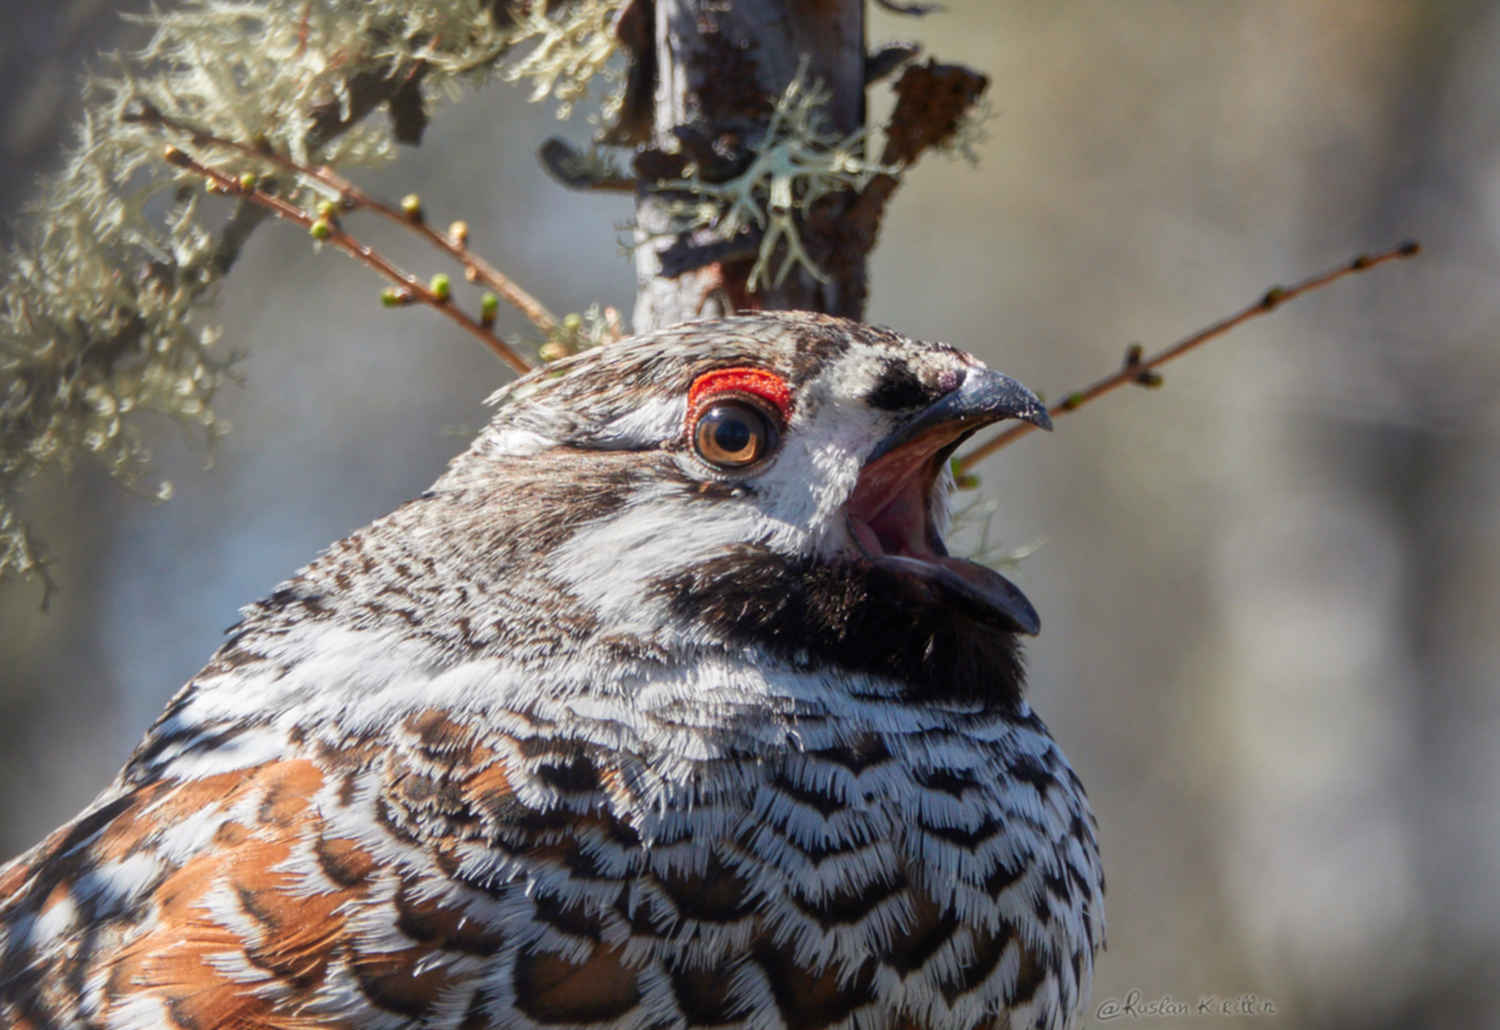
[652,544,1027,709]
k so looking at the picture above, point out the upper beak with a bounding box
[866,367,1051,465]
[847,366,1051,637]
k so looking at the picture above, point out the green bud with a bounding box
[430,273,451,301]
[238,172,258,191]
[309,219,332,240]
[480,292,499,327]
[950,456,981,491]
[401,193,423,220]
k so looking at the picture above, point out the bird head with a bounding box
[422,312,1050,705]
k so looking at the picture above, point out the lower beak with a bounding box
[849,366,1051,636]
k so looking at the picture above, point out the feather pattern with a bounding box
[0,313,1104,1029]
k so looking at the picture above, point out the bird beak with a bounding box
[848,366,1051,636]
[865,368,1051,466]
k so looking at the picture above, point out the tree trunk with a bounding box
[631,0,867,332]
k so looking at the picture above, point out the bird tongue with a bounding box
[848,428,1041,636]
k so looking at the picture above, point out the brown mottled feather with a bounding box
[0,314,1103,1029]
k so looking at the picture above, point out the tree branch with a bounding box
[129,105,559,337]
[162,146,535,375]
[955,241,1423,474]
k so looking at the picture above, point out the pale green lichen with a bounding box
[1,0,625,590]
[656,62,900,291]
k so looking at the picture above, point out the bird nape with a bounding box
[0,312,1104,1030]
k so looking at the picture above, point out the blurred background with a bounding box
[2,2,1497,1027]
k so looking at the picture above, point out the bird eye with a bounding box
[692,399,778,469]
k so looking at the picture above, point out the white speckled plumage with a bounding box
[0,312,1103,1029]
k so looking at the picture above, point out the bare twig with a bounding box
[162,145,534,375]
[130,105,558,335]
[956,241,1423,474]
[874,0,945,14]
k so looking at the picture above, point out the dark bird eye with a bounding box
[693,400,777,469]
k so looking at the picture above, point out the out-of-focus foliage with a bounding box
[0,0,625,588]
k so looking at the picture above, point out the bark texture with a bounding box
[630,0,867,331]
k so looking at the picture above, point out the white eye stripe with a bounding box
[512,396,685,451]
[596,396,685,443]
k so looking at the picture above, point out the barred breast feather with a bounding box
[0,649,1101,1028]
[0,313,1105,1029]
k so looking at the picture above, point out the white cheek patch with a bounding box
[544,484,779,633]
[769,397,890,559]
[535,407,879,625]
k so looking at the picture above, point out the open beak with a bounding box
[846,368,1051,635]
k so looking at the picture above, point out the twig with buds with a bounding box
[955,241,1422,475]
[127,103,558,337]
[160,145,534,375]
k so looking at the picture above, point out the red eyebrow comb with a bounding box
[686,368,792,421]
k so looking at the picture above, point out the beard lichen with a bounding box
[500,0,628,122]
[0,0,625,592]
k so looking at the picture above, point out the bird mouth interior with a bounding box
[846,426,1040,635]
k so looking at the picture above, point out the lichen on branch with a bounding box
[652,62,899,291]
[501,0,627,120]
[0,0,623,591]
